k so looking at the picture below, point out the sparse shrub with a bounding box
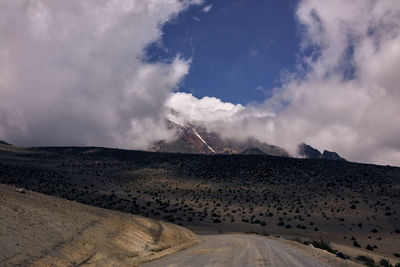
[353,240,361,247]
[311,240,336,254]
[394,253,400,258]
[356,255,375,266]
[213,219,221,223]
[366,244,374,251]
[297,224,307,229]
[162,215,175,222]
[379,259,391,267]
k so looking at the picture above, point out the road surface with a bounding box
[141,234,331,267]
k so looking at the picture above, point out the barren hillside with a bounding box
[0,145,399,264]
[0,184,199,267]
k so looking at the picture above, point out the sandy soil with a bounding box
[142,234,362,267]
[0,183,200,266]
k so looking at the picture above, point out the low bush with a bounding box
[366,244,373,251]
[353,240,361,248]
[311,240,337,254]
[356,255,375,266]
[379,259,391,267]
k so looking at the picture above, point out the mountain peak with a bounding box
[0,140,12,146]
[153,121,289,156]
[298,143,346,161]
[322,150,346,161]
[297,143,321,158]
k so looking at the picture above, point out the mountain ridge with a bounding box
[297,143,346,161]
[152,120,289,157]
[0,140,12,146]
[152,121,345,161]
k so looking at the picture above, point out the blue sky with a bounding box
[147,0,300,105]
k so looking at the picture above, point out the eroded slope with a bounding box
[0,184,199,267]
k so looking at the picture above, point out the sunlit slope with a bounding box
[0,184,199,267]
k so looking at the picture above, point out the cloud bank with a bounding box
[1,0,399,166]
[168,0,400,165]
[0,0,201,149]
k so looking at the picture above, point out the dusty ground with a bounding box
[142,234,362,267]
[0,183,200,266]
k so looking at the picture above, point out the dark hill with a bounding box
[322,150,346,161]
[298,143,346,161]
[0,140,12,146]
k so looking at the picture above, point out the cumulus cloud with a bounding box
[0,0,201,149]
[166,92,245,124]
[1,0,399,166]
[168,0,400,165]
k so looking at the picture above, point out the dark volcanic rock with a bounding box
[0,140,12,146]
[322,150,346,161]
[297,143,322,159]
[298,143,346,161]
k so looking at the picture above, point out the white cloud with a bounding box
[167,0,400,166]
[1,0,399,166]
[166,92,245,125]
[202,4,213,13]
[0,0,200,149]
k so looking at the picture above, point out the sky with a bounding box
[147,0,300,104]
[1,0,400,166]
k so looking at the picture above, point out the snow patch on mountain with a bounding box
[193,129,216,153]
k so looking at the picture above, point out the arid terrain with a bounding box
[142,234,360,267]
[0,183,199,266]
[1,143,400,266]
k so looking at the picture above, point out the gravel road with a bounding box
[141,234,331,267]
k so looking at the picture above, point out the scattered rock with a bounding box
[15,188,26,194]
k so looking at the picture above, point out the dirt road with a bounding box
[142,234,344,267]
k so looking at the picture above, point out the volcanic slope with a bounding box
[0,145,399,263]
